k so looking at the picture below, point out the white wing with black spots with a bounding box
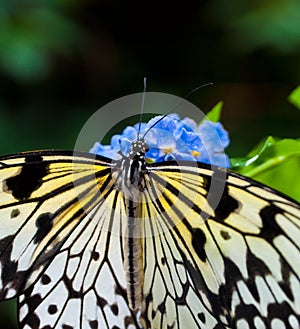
[139,162,300,329]
[18,190,140,329]
[0,150,300,329]
[0,151,101,300]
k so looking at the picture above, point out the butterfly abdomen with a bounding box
[123,200,143,311]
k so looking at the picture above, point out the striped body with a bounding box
[123,201,143,311]
[114,140,148,312]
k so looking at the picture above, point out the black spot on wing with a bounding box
[198,312,205,323]
[259,205,283,241]
[158,301,166,314]
[111,303,119,315]
[96,295,108,308]
[10,208,20,218]
[48,304,58,314]
[91,251,99,261]
[220,230,231,240]
[191,228,207,262]
[4,155,49,200]
[151,309,155,320]
[89,320,98,329]
[214,186,239,220]
[41,274,51,285]
[34,212,54,244]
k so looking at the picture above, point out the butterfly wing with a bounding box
[141,161,300,328]
[0,151,140,328]
[1,150,300,329]
[18,187,139,329]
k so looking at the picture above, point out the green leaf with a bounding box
[230,136,276,169]
[288,85,300,110]
[231,137,300,202]
[206,101,223,122]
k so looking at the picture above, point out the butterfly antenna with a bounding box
[142,82,213,139]
[138,77,147,141]
[183,82,213,100]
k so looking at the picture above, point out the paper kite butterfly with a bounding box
[0,117,299,329]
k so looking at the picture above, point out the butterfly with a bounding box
[0,138,300,329]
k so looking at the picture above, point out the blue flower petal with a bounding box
[122,126,138,141]
[90,113,231,167]
[111,134,121,149]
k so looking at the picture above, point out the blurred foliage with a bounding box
[0,0,82,81]
[231,85,300,202]
[229,1,300,53]
[288,85,300,109]
[0,0,300,327]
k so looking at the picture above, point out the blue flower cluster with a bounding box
[90,114,230,167]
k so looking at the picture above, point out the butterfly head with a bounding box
[128,139,149,161]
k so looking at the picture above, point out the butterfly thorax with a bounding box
[114,139,148,201]
[114,140,149,312]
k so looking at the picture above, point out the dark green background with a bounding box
[1,1,300,327]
